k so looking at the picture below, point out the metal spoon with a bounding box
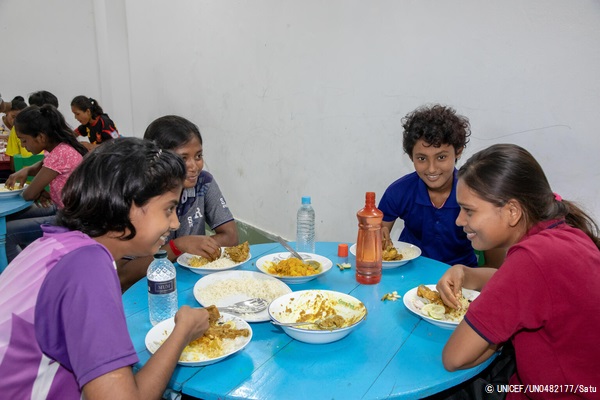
[271,316,344,330]
[218,298,269,314]
[274,236,321,269]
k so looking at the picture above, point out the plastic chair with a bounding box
[13,154,44,183]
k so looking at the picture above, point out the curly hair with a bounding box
[57,138,186,239]
[402,104,470,158]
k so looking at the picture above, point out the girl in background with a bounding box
[5,104,88,261]
[71,95,120,149]
[117,115,238,291]
[0,138,210,399]
[5,91,61,165]
[439,144,600,396]
[1,96,28,178]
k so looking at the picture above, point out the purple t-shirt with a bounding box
[0,225,138,398]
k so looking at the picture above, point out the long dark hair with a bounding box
[58,138,186,239]
[14,105,88,157]
[143,115,203,149]
[71,95,105,119]
[458,143,600,250]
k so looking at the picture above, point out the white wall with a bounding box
[2,0,599,243]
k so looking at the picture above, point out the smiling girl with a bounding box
[379,104,505,268]
[438,144,600,396]
[117,115,238,291]
[0,138,210,399]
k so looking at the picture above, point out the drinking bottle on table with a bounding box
[296,196,315,253]
[147,249,178,325]
[355,192,383,284]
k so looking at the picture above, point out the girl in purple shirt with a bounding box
[0,138,210,399]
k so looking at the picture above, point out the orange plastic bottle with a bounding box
[355,192,383,284]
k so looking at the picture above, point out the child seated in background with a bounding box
[439,143,600,393]
[71,95,120,150]
[379,104,504,268]
[0,137,210,399]
[0,96,27,179]
[117,115,238,292]
[5,90,58,169]
[4,105,88,261]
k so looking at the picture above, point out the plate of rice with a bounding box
[177,242,251,275]
[0,183,27,198]
[403,284,479,330]
[194,270,292,322]
[145,312,252,366]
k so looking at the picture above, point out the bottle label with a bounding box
[148,278,176,295]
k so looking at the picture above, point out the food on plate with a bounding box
[415,285,470,322]
[263,257,320,277]
[275,292,364,331]
[382,244,404,261]
[159,306,250,362]
[197,277,289,312]
[189,256,235,269]
[188,241,250,268]
[224,241,250,263]
[0,184,23,192]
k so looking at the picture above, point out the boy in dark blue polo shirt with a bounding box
[379,104,504,268]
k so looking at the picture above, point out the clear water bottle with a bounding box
[296,196,315,253]
[147,249,178,326]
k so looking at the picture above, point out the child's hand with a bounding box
[437,265,466,309]
[173,306,210,343]
[177,235,221,261]
[5,169,28,190]
[35,191,53,208]
[381,226,393,250]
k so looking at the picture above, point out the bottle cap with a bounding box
[154,249,168,258]
[302,196,311,204]
[338,243,348,257]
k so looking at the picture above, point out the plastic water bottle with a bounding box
[296,196,315,253]
[356,192,383,284]
[147,249,178,326]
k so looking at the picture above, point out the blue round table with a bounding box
[123,242,495,399]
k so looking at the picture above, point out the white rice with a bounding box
[195,257,236,269]
[197,277,288,305]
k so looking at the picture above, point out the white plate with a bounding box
[349,241,421,269]
[144,313,252,366]
[255,252,333,284]
[194,270,292,322]
[403,284,480,330]
[0,183,27,198]
[177,248,251,275]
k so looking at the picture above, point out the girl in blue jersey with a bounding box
[379,104,505,268]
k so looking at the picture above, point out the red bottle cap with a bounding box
[338,243,349,257]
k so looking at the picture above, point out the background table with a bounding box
[0,196,32,272]
[123,242,494,399]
